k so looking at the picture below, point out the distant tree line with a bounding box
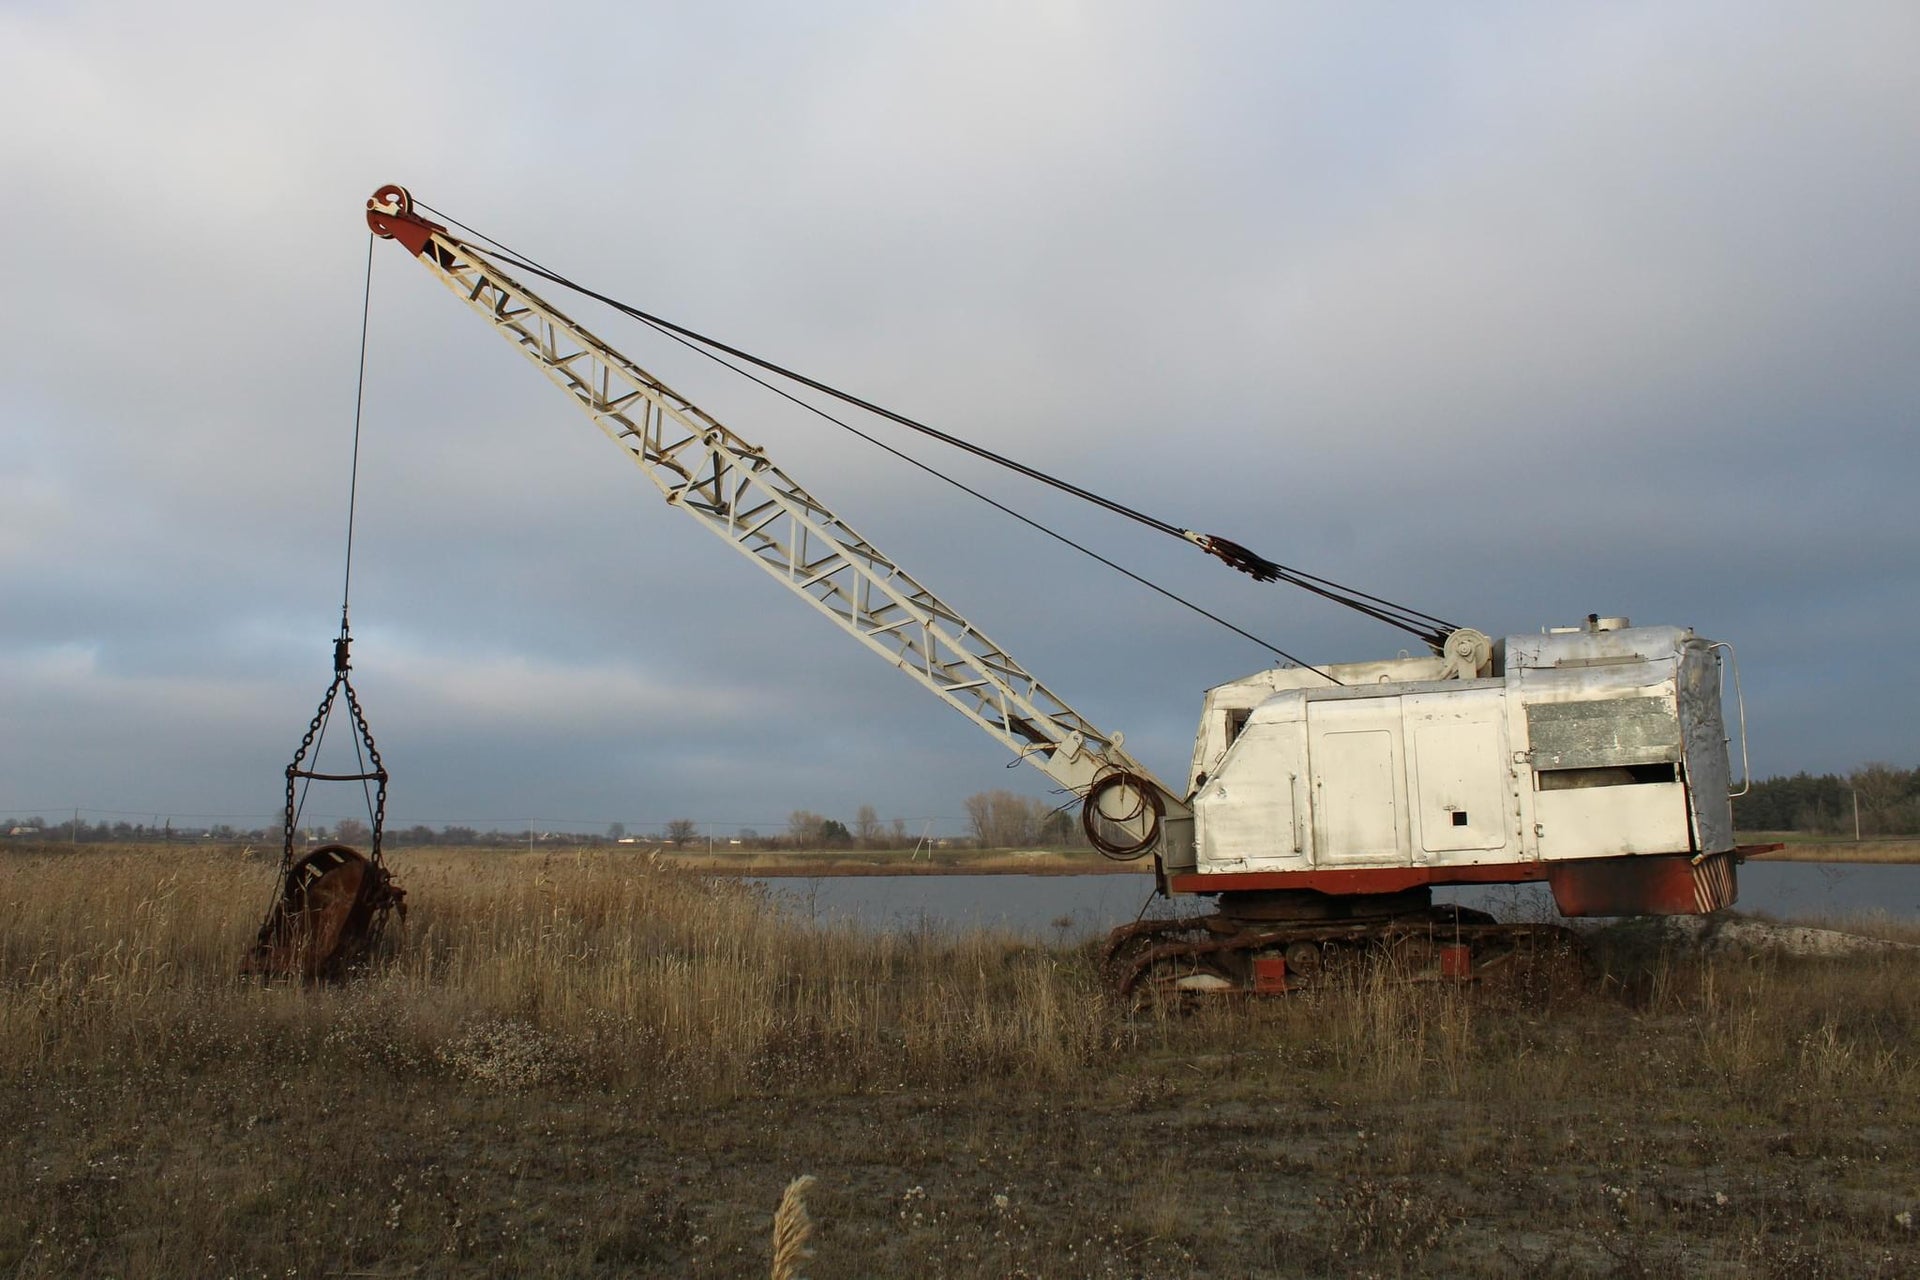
[2,817,217,844]
[0,816,588,847]
[1734,764,1920,837]
[7,794,1088,852]
[20,768,1912,850]
[782,806,917,850]
[3,810,935,850]
[962,789,1079,849]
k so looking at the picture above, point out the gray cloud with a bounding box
[3,1,1916,834]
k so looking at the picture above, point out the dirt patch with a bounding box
[5,1041,1917,1278]
[1615,913,1920,958]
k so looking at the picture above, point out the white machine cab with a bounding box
[1179,619,1738,914]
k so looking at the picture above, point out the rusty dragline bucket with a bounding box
[249,624,406,982]
[244,843,407,981]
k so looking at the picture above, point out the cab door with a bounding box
[1307,696,1408,867]
[1403,691,1515,861]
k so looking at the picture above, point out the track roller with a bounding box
[1105,904,1584,1005]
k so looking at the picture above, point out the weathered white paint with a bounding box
[1187,622,1734,881]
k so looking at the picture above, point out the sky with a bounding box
[3,1,1916,837]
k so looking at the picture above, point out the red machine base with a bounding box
[1169,849,1758,917]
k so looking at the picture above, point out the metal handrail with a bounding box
[1711,641,1750,797]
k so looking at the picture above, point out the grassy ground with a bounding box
[1739,834,1920,864]
[2,844,1917,1278]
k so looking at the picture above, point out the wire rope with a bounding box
[288,233,384,857]
[413,207,1332,674]
[416,202,1458,648]
[343,233,380,827]
[341,235,374,631]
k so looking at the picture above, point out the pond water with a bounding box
[757,861,1920,940]
[757,873,1167,941]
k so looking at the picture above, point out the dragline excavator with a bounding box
[365,184,1758,998]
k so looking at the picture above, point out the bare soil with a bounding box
[8,958,1920,1277]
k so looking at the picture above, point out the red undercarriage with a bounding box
[1169,846,1774,917]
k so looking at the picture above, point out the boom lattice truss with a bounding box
[367,186,1187,832]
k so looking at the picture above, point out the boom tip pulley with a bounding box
[369,183,412,213]
[366,183,445,256]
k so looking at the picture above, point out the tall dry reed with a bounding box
[5,845,1917,1108]
[0,845,1118,1093]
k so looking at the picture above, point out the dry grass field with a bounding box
[2,843,1918,1278]
[1740,834,1920,864]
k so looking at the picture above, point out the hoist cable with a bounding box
[285,235,384,867]
[349,700,374,834]
[416,202,1458,647]
[290,714,328,835]
[416,206,1331,677]
[634,297,1334,676]
[341,234,375,632]
[423,210,1183,536]
[342,233,380,829]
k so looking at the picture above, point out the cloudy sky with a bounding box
[3,1,1915,837]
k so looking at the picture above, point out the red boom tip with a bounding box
[365,184,445,257]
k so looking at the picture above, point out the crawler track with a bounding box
[1105,904,1584,1002]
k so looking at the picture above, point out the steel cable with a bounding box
[418,205,1336,676]
[415,202,1457,648]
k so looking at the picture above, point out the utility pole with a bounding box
[1853,788,1861,842]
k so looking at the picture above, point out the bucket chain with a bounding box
[281,636,388,870]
